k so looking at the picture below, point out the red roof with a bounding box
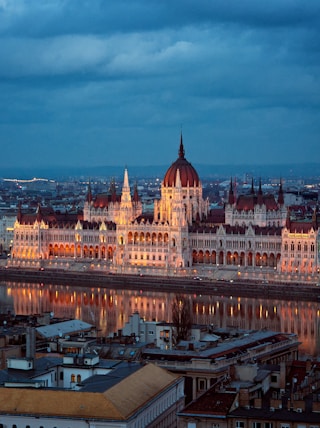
[288,221,314,233]
[181,390,237,416]
[163,135,200,187]
[19,209,82,226]
[93,193,121,208]
[236,194,279,211]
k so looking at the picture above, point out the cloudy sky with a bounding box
[0,0,319,170]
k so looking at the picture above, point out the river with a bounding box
[0,273,319,358]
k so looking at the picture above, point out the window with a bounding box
[252,423,261,428]
[271,375,277,382]
[198,379,206,391]
[71,373,75,382]
[236,422,245,428]
[265,424,273,428]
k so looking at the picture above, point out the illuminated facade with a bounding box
[11,135,320,278]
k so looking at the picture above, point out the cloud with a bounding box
[0,0,319,169]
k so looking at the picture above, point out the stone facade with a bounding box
[10,136,320,279]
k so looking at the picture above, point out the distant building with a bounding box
[0,211,16,254]
[0,359,184,427]
[10,134,320,280]
[177,360,320,427]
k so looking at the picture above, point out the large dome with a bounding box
[163,136,200,187]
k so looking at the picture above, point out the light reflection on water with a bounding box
[1,280,320,357]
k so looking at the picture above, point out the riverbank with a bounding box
[1,265,319,302]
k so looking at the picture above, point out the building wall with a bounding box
[10,164,320,276]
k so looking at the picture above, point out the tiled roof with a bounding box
[0,363,180,421]
[253,225,282,236]
[93,193,121,208]
[236,194,279,211]
[103,363,180,419]
[288,221,314,233]
[180,390,237,416]
[229,407,320,424]
[19,208,81,226]
[163,136,200,187]
[0,388,124,420]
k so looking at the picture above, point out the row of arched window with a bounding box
[283,241,315,252]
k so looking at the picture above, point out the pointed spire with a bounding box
[121,168,131,203]
[178,132,185,159]
[251,178,255,195]
[86,180,93,203]
[123,168,130,189]
[233,177,237,201]
[257,178,263,205]
[278,178,284,205]
[285,207,291,229]
[109,178,117,202]
[36,203,42,222]
[133,182,140,202]
[17,201,22,223]
[312,207,317,227]
[228,177,235,204]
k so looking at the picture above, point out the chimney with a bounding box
[26,327,36,361]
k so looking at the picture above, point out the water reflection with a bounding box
[2,280,320,357]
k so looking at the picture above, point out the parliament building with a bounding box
[11,136,320,281]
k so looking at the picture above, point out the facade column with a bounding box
[192,377,197,400]
[206,378,211,390]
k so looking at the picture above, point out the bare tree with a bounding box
[172,294,192,344]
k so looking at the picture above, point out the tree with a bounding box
[172,294,192,344]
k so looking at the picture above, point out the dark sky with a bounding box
[0,0,319,169]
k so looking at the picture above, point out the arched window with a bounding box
[71,374,75,382]
[77,374,81,383]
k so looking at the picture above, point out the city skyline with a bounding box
[1,1,320,169]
